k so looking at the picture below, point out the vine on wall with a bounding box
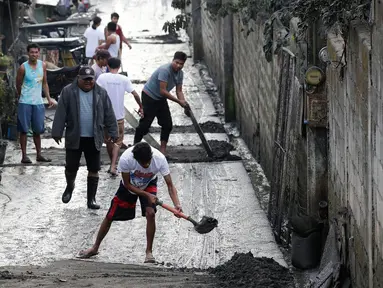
[163,0,371,61]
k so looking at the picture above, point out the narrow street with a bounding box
[0,0,288,287]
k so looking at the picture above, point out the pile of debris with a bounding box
[209,252,294,288]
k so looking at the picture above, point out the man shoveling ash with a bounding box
[133,51,189,155]
[51,66,118,209]
[78,142,182,263]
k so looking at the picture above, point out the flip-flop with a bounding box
[144,253,156,263]
[21,157,32,164]
[77,249,99,259]
[36,156,52,162]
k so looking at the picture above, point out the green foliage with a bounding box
[204,0,371,37]
[289,0,371,36]
[0,53,12,68]
[162,0,371,62]
[171,0,191,10]
[0,77,17,122]
[162,0,191,35]
[163,13,191,35]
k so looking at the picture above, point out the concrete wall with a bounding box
[195,2,383,285]
[199,10,303,188]
[370,1,383,285]
[197,5,307,215]
[201,6,222,96]
[200,5,281,179]
[232,17,280,178]
[327,12,383,286]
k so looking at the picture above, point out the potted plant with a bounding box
[0,53,12,72]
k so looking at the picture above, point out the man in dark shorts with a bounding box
[78,142,183,263]
[133,51,189,155]
[52,66,118,209]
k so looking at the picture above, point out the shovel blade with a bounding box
[194,216,218,234]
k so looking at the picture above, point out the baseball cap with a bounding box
[78,66,95,79]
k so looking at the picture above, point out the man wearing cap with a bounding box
[52,66,118,209]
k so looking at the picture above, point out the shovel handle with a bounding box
[156,200,190,221]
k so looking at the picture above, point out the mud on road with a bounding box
[0,253,293,288]
[0,260,215,288]
[0,140,240,168]
[209,252,295,288]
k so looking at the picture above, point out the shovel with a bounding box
[156,199,218,234]
[119,59,128,77]
[184,106,214,158]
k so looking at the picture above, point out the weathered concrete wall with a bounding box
[199,9,299,194]
[232,17,280,179]
[200,2,235,121]
[327,18,383,287]
[371,1,383,286]
[201,6,222,93]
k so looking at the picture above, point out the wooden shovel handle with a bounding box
[156,200,190,221]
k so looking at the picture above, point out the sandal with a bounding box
[144,252,156,263]
[77,248,99,259]
[21,157,32,164]
[36,156,52,162]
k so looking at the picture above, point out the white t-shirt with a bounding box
[96,73,135,120]
[118,147,170,192]
[84,27,105,57]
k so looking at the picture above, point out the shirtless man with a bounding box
[106,12,132,58]
[96,22,120,58]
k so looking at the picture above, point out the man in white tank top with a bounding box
[96,22,120,58]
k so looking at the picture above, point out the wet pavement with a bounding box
[0,0,288,287]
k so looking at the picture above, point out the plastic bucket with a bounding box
[291,230,322,269]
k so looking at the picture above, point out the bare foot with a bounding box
[77,247,99,259]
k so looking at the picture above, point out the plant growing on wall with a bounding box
[0,53,13,72]
[0,76,17,125]
[162,0,192,35]
[163,0,371,61]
